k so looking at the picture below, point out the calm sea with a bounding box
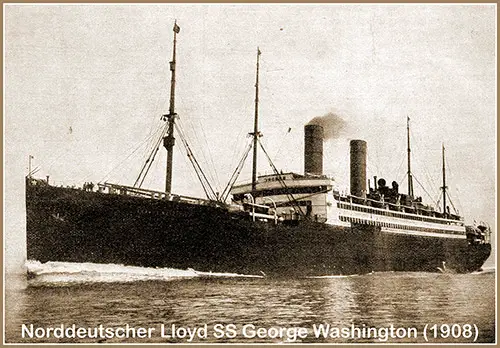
[5,265,496,344]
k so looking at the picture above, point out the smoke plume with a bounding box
[307,112,347,140]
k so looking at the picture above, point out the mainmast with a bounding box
[441,143,447,215]
[251,47,262,193]
[407,116,414,198]
[163,21,180,193]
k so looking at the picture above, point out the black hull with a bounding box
[26,183,491,277]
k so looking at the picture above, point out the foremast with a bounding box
[163,21,181,194]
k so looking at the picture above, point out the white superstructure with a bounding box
[231,172,467,240]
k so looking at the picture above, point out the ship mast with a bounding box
[163,21,180,193]
[407,116,414,198]
[441,143,447,215]
[251,47,262,193]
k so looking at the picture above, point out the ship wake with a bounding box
[25,260,263,286]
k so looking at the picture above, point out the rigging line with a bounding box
[197,117,222,192]
[444,155,463,212]
[135,124,168,184]
[137,145,161,188]
[67,121,164,185]
[142,121,167,159]
[221,145,252,202]
[394,175,409,196]
[134,124,168,187]
[451,187,464,216]
[175,124,214,200]
[100,123,166,183]
[187,142,218,200]
[434,191,443,212]
[137,125,169,188]
[422,148,439,189]
[174,123,218,200]
[221,139,250,199]
[176,116,214,191]
[137,130,166,188]
[221,137,254,202]
[272,127,292,164]
[46,145,75,174]
[411,145,439,198]
[423,167,439,200]
[137,123,166,168]
[188,152,212,200]
[445,190,458,214]
[149,93,167,133]
[229,128,248,172]
[29,167,41,177]
[393,155,406,185]
[409,131,431,180]
[226,139,246,188]
[398,172,407,189]
[175,123,212,199]
[408,129,441,199]
[138,59,164,137]
[412,174,437,206]
[435,191,451,213]
[258,139,305,218]
[176,120,218,199]
[179,116,221,194]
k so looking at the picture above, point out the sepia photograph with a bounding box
[4,3,496,343]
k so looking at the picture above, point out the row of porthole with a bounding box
[339,216,463,235]
[337,203,461,226]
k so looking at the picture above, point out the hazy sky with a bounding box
[4,4,496,271]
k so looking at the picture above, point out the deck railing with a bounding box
[96,182,222,207]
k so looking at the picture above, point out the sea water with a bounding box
[5,262,496,343]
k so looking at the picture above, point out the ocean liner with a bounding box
[25,23,491,277]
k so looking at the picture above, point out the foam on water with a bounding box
[25,260,262,286]
[306,274,359,279]
[23,260,494,285]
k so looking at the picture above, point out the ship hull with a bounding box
[26,183,491,277]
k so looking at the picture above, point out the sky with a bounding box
[4,4,496,271]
